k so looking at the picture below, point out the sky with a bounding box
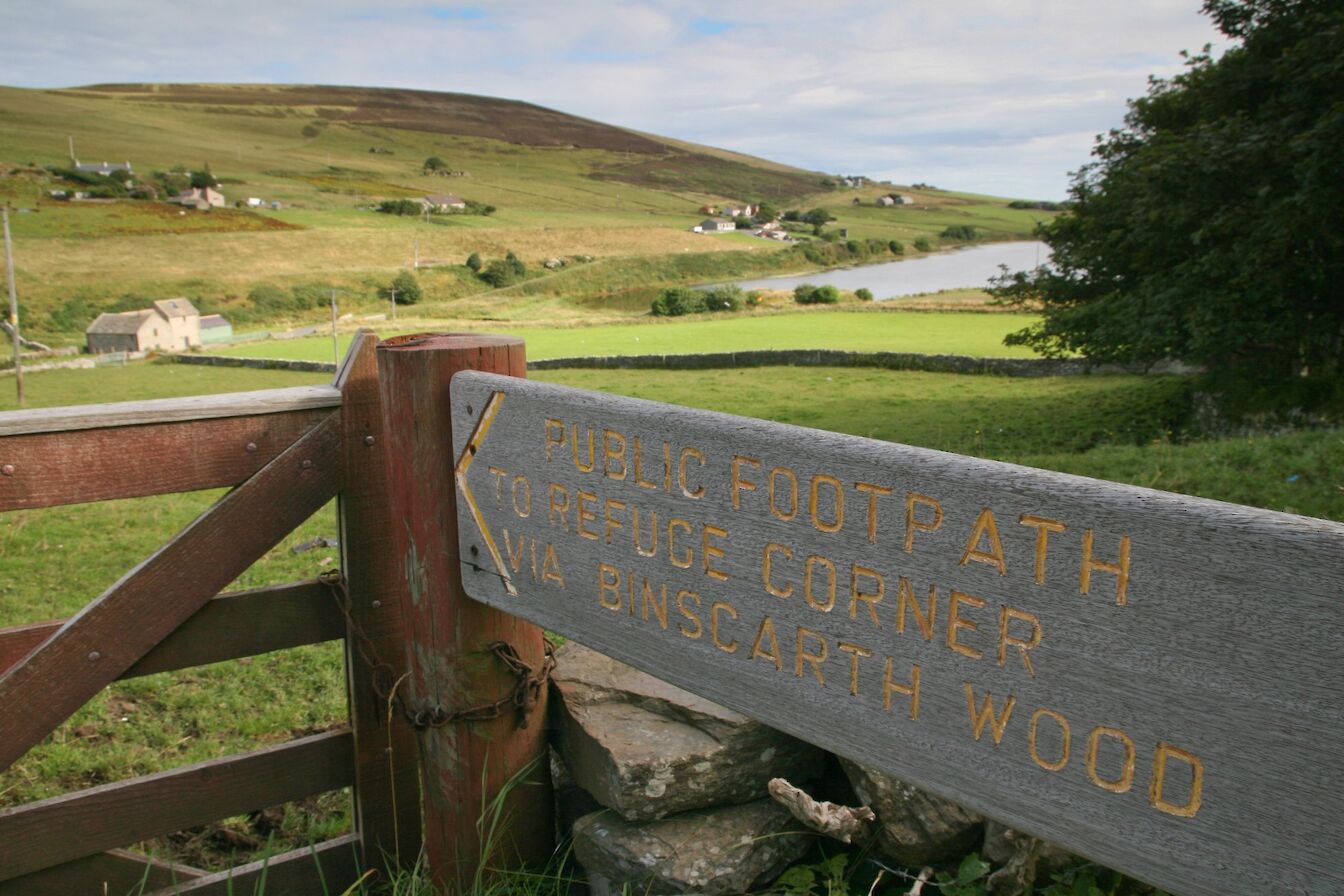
[0,1,1227,199]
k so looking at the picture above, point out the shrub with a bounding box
[746,290,765,307]
[855,288,874,301]
[888,240,905,255]
[702,285,744,312]
[913,237,934,252]
[794,284,840,305]
[377,199,423,216]
[465,252,482,272]
[940,224,978,241]
[248,284,291,312]
[424,156,448,172]
[390,270,422,305]
[651,288,706,316]
[479,252,527,288]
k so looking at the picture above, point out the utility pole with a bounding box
[330,289,339,365]
[413,235,419,270]
[3,207,24,407]
[68,136,76,165]
[389,286,397,322]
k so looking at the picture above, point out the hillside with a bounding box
[0,83,1051,342]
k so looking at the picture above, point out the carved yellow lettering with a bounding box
[1086,726,1136,793]
[1028,708,1070,771]
[504,529,527,573]
[849,565,884,629]
[703,524,729,581]
[997,605,1042,677]
[603,429,628,480]
[882,658,921,719]
[632,507,658,557]
[570,424,595,473]
[488,465,508,508]
[895,576,937,641]
[803,554,837,612]
[542,544,565,587]
[632,438,662,490]
[710,601,739,653]
[750,616,783,670]
[837,641,872,696]
[679,447,706,499]
[676,589,702,639]
[960,507,1007,575]
[576,491,600,541]
[965,683,1016,744]
[731,455,760,509]
[641,578,667,628]
[668,518,693,568]
[1019,514,1065,584]
[598,563,621,610]
[904,493,943,552]
[854,481,892,544]
[1081,530,1131,606]
[1150,743,1204,818]
[510,475,532,518]
[543,419,566,462]
[603,498,626,545]
[768,466,798,521]
[809,474,844,533]
[795,626,828,686]
[547,483,570,530]
[947,590,986,659]
[763,543,793,598]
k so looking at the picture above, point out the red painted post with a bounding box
[375,334,551,891]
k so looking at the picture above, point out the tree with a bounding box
[802,208,833,227]
[424,156,448,172]
[992,0,1344,412]
[190,165,218,189]
[465,252,482,272]
[390,270,422,305]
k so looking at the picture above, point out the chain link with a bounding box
[319,570,554,731]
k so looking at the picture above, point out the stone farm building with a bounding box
[423,194,467,212]
[200,314,233,345]
[85,298,203,354]
[170,187,226,210]
[693,219,736,233]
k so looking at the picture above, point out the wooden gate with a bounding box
[0,333,425,894]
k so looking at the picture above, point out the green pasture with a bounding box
[208,309,1043,363]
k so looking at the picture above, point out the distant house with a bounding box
[170,187,226,210]
[876,196,896,207]
[879,194,914,206]
[85,298,202,354]
[423,194,467,212]
[75,161,133,178]
[694,218,736,233]
[723,204,759,219]
[199,314,233,345]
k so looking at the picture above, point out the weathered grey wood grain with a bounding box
[451,370,1344,896]
[0,385,341,436]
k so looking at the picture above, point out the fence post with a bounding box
[336,330,423,875]
[375,333,552,890]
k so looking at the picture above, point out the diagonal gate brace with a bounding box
[0,412,343,772]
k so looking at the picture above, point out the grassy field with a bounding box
[207,308,1043,363]
[0,83,1053,342]
[2,359,1341,886]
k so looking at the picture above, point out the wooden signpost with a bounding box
[451,371,1344,896]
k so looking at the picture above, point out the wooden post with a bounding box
[336,331,422,874]
[376,333,551,890]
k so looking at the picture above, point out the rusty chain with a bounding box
[319,570,554,731]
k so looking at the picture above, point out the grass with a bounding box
[207,308,1043,363]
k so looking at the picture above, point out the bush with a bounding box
[377,199,423,216]
[701,285,744,312]
[888,240,905,255]
[855,288,874,301]
[794,284,840,305]
[651,288,706,316]
[390,270,422,305]
[913,237,934,252]
[940,225,978,241]
[465,253,482,272]
[424,156,448,172]
[479,252,527,288]
[248,284,291,312]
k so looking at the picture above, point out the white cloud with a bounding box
[0,0,1226,198]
